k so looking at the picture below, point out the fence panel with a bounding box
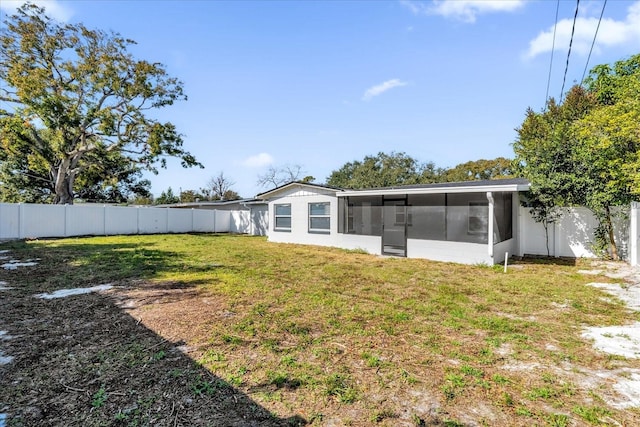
[0,204,20,240]
[105,206,139,235]
[66,204,106,236]
[555,207,599,258]
[631,203,639,266]
[519,207,554,256]
[0,203,243,239]
[520,206,631,261]
[167,209,193,233]
[193,210,216,232]
[214,210,231,232]
[137,208,168,234]
[24,204,66,238]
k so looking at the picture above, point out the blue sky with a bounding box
[2,0,639,199]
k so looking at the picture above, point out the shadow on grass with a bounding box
[1,238,230,293]
[0,238,306,425]
[514,255,580,267]
[0,289,306,426]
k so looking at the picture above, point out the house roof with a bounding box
[256,178,530,199]
[255,181,344,199]
[154,198,265,208]
[338,178,530,197]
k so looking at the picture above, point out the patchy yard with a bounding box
[1,234,639,426]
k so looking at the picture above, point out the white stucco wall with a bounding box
[407,239,491,265]
[266,187,338,246]
[265,187,384,255]
[493,239,515,264]
[335,234,382,255]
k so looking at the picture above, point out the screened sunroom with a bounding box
[335,179,529,264]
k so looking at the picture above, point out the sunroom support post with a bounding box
[486,192,494,259]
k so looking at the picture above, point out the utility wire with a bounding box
[580,0,607,86]
[560,0,580,100]
[545,0,561,106]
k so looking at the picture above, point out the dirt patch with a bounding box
[0,278,304,425]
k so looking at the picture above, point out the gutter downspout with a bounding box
[487,192,494,260]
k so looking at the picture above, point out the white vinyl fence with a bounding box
[0,203,254,240]
[519,206,632,262]
[1,202,638,265]
[631,202,640,266]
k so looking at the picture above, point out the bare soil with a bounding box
[0,277,305,426]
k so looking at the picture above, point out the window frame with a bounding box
[308,202,330,234]
[274,203,292,232]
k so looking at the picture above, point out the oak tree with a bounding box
[0,4,201,204]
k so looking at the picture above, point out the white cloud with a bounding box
[0,0,73,22]
[525,1,640,59]
[242,153,274,168]
[401,0,526,23]
[362,79,408,101]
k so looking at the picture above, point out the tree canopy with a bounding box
[0,4,201,204]
[513,54,640,259]
[326,152,512,189]
[440,157,513,182]
[326,151,434,189]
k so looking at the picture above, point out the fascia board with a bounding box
[338,184,530,197]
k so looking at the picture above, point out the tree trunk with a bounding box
[54,161,75,204]
[605,206,619,261]
[543,220,551,257]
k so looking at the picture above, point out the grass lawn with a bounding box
[1,233,639,426]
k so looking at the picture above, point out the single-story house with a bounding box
[256,178,531,265]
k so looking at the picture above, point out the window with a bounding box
[274,204,291,231]
[468,202,488,235]
[309,202,330,233]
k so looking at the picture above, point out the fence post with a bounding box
[631,202,639,267]
[18,203,25,239]
[64,204,69,237]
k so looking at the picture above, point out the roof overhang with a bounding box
[338,182,530,197]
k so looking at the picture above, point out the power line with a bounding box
[580,0,607,86]
[545,0,561,106]
[560,0,580,100]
